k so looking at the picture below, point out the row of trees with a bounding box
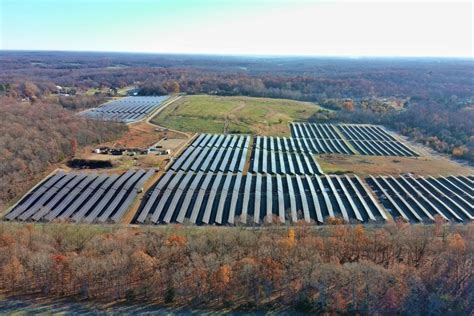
[0,222,471,314]
[0,97,127,209]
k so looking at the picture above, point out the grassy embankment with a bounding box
[151,95,324,136]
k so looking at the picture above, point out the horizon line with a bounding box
[1,49,473,60]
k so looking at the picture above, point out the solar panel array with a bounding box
[289,123,355,154]
[5,170,154,223]
[338,124,418,157]
[81,96,168,123]
[290,123,418,157]
[250,136,323,174]
[367,175,473,223]
[135,172,386,225]
[170,134,250,173]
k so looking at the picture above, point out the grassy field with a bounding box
[317,154,474,176]
[151,95,324,136]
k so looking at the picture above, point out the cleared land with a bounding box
[317,154,474,176]
[151,95,323,136]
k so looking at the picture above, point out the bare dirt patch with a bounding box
[317,154,473,176]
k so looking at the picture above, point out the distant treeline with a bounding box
[0,223,471,314]
[0,51,473,162]
[1,52,473,100]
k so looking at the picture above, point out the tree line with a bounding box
[0,222,471,314]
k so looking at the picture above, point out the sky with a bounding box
[0,0,472,57]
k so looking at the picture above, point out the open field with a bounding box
[151,95,323,136]
[317,154,474,176]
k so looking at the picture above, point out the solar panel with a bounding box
[397,176,448,221]
[176,171,204,223]
[276,174,285,223]
[6,172,66,220]
[98,170,146,222]
[370,176,410,221]
[389,176,434,220]
[88,172,137,223]
[252,147,260,173]
[189,147,208,171]
[215,173,233,224]
[265,175,273,222]
[111,169,155,223]
[81,96,167,123]
[46,174,97,221]
[295,175,310,222]
[344,175,375,221]
[353,176,387,220]
[219,148,233,172]
[254,173,262,223]
[335,176,363,222]
[202,172,223,224]
[57,174,106,220]
[150,170,186,223]
[286,175,297,222]
[189,172,214,223]
[325,175,349,222]
[278,152,286,174]
[315,175,334,218]
[240,175,253,224]
[72,174,119,222]
[429,176,472,209]
[262,149,268,173]
[137,171,174,222]
[19,173,78,221]
[228,173,243,224]
[419,177,472,220]
[163,171,194,223]
[305,175,323,223]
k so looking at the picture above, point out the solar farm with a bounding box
[81,96,168,123]
[3,119,473,226]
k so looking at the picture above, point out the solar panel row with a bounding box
[6,170,154,223]
[135,171,386,225]
[288,124,354,154]
[170,134,250,173]
[81,96,168,123]
[250,148,323,175]
[367,175,473,223]
[290,123,418,157]
[338,124,418,157]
